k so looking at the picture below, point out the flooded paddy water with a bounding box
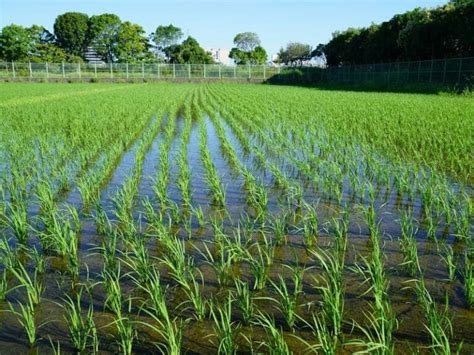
[0,83,472,354]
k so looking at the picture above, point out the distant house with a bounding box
[207,48,231,65]
[84,47,105,64]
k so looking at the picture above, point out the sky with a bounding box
[1,0,447,57]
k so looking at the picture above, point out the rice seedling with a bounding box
[8,292,39,347]
[62,288,96,352]
[463,252,473,307]
[102,264,124,316]
[254,311,291,354]
[198,242,234,287]
[6,201,29,244]
[268,275,299,328]
[30,246,46,274]
[0,270,8,301]
[234,278,255,323]
[0,237,19,270]
[209,294,240,354]
[10,263,44,306]
[441,245,456,281]
[179,272,208,320]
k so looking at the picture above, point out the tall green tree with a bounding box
[277,42,312,65]
[0,24,36,61]
[115,21,149,62]
[87,14,121,62]
[164,36,214,64]
[53,12,89,57]
[151,24,183,60]
[229,32,267,64]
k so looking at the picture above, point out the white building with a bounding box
[207,48,231,65]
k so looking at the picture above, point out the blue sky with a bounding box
[1,0,447,56]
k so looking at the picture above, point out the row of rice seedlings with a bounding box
[176,100,193,209]
[413,277,459,353]
[198,114,226,207]
[153,110,177,208]
[399,210,419,277]
[349,232,397,353]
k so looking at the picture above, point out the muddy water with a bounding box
[0,108,473,354]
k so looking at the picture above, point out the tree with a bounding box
[233,32,261,52]
[151,24,183,60]
[277,42,312,66]
[87,14,121,62]
[0,24,35,61]
[230,32,267,64]
[54,12,89,57]
[164,36,214,64]
[115,21,149,62]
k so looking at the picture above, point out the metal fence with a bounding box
[0,57,473,85]
[270,57,474,86]
[0,62,280,80]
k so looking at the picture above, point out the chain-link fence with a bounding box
[0,62,280,80]
[1,57,473,86]
[272,57,474,86]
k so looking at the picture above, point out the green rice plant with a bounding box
[191,205,206,227]
[114,313,136,355]
[93,201,110,235]
[30,246,46,274]
[209,294,240,354]
[137,304,183,355]
[0,270,8,301]
[246,244,271,290]
[463,252,473,307]
[363,204,380,240]
[62,288,96,352]
[8,292,39,346]
[198,243,234,287]
[0,237,19,270]
[268,275,299,328]
[254,311,290,354]
[234,278,255,323]
[10,263,44,306]
[6,200,29,244]
[159,236,194,287]
[180,272,208,320]
[440,245,456,282]
[399,210,419,277]
[269,163,290,191]
[413,278,454,353]
[122,236,152,285]
[297,312,337,354]
[310,249,345,343]
[283,261,311,296]
[347,300,397,355]
[101,264,123,316]
[269,214,288,246]
[133,266,167,317]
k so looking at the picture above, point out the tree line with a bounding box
[0,12,269,64]
[0,1,472,66]
[317,0,474,66]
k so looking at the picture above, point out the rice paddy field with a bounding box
[0,82,473,354]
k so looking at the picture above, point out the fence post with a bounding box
[110,63,113,79]
[126,63,129,79]
[11,61,15,78]
[142,62,145,79]
[429,59,434,83]
[94,63,97,78]
[62,62,65,78]
[234,65,236,79]
[188,64,191,79]
[442,58,447,84]
[203,63,206,79]
[263,64,266,80]
[78,62,81,79]
[457,58,463,84]
[29,62,33,78]
[248,63,251,80]
[45,62,49,79]
[173,63,176,79]
[417,60,421,82]
[219,64,222,79]
[157,63,160,79]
